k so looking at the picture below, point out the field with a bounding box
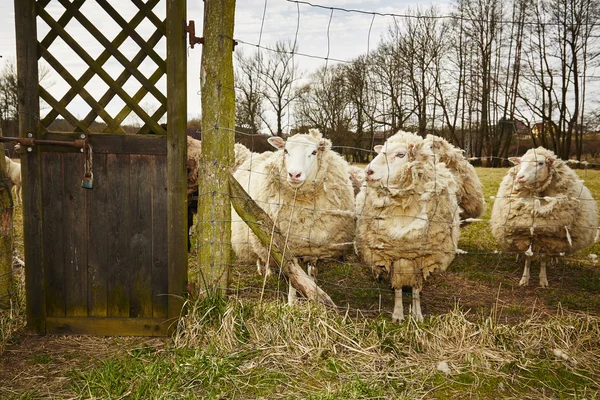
[1,167,600,399]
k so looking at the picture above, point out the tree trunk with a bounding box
[197,0,236,294]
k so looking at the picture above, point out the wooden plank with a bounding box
[41,152,66,317]
[41,0,161,128]
[63,152,88,317]
[46,317,171,337]
[56,0,167,106]
[152,155,168,318]
[37,132,167,155]
[106,154,131,317]
[166,0,188,322]
[37,43,125,134]
[128,155,153,318]
[96,0,166,73]
[15,0,45,334]
[39,87,91,134]
[87,153,108,317]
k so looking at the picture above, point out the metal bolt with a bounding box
[27,147,32,152]
[80,134,86,139]
[80,148,84,152]
[27,133,33,138]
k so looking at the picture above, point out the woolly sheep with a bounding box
[4,156,21,204]
[490,147,598,287]
[356,131,461,322]
[231,129,356,303]
[186,138,251,251]
[425,134,485,222]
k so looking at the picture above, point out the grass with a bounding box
[1,167,600,398]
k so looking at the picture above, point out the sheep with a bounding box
[4,156,21,204]
[425,134,485,222]
[231,128,356,303]
[348,165,366,196]
[355,131,461,322]
[186,137,251,251]
[490,146,598,287]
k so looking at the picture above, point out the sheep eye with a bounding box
[396,152,406,159]
[537,161,544,166]
[311,150,317,156]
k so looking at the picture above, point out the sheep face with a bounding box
[268,130,329,188]
[509,149,555,187]
[365,141,413,187]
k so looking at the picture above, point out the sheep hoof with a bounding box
[391,313,404,323]
[256,261,272,277]
[519,277,529,286]
[539,279,549,288]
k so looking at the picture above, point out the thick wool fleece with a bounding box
[426,134,485,221]
[490,147,598,255]
[231,133,355,265]
[356,134,461,289]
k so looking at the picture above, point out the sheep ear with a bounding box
[309,129,323,140]
[373,145,383,154]
[268,136,285,149]
[318,138,332,151]
[546,157,555,167]
[508,157,521,165]
[408,142,420,159]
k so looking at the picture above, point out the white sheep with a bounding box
[425,134,485,222]
[356,131,460,322]
[490,147,598,287]
[4,156,21,204]
[231,129,356,304]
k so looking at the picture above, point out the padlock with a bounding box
[81,172,93,189]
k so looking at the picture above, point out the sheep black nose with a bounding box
[289,172,302,179]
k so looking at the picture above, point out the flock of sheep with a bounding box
[5,130,596,322]
[215,129,599,322]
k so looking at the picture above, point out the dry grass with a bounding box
[1,167,600,398]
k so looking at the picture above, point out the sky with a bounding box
[0,0,450,128]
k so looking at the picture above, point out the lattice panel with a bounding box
[36,0,167,135]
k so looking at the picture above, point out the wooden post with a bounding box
[15,0,45,333]
[0,128,13,309]
[166,0,188,321]
[197,0,236,293]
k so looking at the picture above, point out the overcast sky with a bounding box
[0,0,449,127]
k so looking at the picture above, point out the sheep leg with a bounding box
[391,288,404,323]
[287,280,297,305]
[411,287,423,322]
[519,255,531,286]
[256,260,272,277]
[539,257,548,288]
[307,259,317,282]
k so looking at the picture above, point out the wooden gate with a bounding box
[14,0,188,336]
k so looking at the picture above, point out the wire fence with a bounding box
[190,123,600,319]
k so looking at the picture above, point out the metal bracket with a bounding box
[185,20,203,48]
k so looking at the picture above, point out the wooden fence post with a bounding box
[197,0,236,293]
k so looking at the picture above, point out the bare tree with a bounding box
[260,40,303,136]
[294,64,353,142]
[520,0,600,159]
[234,49,265,135]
